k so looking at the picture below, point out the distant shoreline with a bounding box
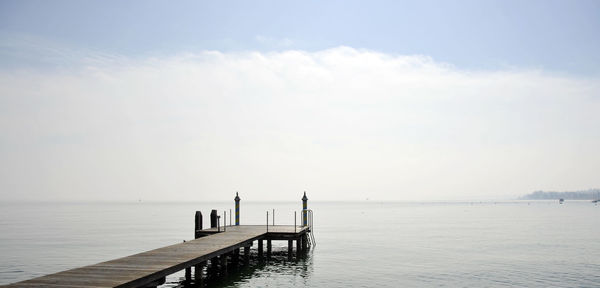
[521,189,600,200]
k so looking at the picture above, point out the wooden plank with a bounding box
[6,225,309,288]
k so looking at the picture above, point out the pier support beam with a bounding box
[220,255,228,275]
[233,248,240,268]
[267,239,272,258]
[244,246,250,264]
[195,261,205,287]
[258,239,264,260]
[208,257,219,278]
[288,239,293,259]
[185,266,191,282]
[296,237,302,257]
[302,233,308,252]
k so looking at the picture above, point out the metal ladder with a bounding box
[303,209,316,247]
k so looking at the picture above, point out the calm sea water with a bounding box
[1,201,599,287]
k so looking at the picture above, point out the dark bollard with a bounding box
[235,192,241,225]
[194,211,203,238]
[210,210,218,228]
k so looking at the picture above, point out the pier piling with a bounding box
[233,248,240,267]
[302,233,308,252]
[220,254,228,275]
[185,266,191,282]
[244,246,250,264]
[296,237,302,256]
[195,261,205,286]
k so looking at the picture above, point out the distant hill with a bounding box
[521,189,600,200]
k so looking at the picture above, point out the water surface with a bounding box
[1,201,598,287]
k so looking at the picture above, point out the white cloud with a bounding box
[1,47,599,201]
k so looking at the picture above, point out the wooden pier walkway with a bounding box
[3,225,309,288]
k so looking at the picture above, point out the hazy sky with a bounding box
[1,1,599,201]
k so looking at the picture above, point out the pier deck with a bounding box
[4,225,308,288]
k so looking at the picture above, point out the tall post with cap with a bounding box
[194,211,202,239]
[234,192,241,225]
[302,191,308,226]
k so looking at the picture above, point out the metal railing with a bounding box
[263,209,315,247]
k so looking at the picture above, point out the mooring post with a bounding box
[210,210,217,228]
[258,239,264,259]
[235,192,241,225]
[296,236,302,257]
[223,210,226,232]
[194,211,202,239]
[267,239,272,259]
[302,191,308,226]
[288,239,293,259]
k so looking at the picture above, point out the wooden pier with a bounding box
[4,225,310,288]
[3,193,314,288]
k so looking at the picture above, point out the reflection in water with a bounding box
[162,246,314,288]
